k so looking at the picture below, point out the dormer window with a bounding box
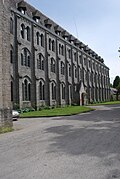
[33,10,40,23]
[62,31,69,40]
[21,9,25,14]
[68,35,75,44]
[54,25,61,36]
[35,18,39,23]
[64,37,68,40]
[44,19,52,29]
[74,39,80,47]
[56,31,61,36]
[18,1,27,14]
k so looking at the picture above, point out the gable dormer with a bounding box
[68,35,75,44]
[32,10,40,23]
[54,25,61,35]
[18,1,27,14]
[62,30,69,40]
[44,18,52,29]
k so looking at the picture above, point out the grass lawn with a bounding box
[20,106,94,118]
[0,127,13,134]
[88,101,120,106]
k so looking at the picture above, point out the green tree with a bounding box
[116,82,120,100]
[113,76,120,88]
[110,83,113,87]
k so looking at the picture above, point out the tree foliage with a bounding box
[116,82,120,100]
[113,76,120,88]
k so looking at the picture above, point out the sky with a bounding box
[27,0,120,83]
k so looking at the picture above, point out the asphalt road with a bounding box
[0,105,120,179]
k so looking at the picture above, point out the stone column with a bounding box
[0,0,12,127]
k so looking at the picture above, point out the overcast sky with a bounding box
[27,0,120,83]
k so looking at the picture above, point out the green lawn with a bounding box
[88,101,120,106]
[20,106,94,118]
[0,127,13,134]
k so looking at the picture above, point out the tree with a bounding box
[113,76,120,88]
[110,83,113,87]
[116,82,120,100]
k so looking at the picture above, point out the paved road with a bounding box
[0,105,120,179]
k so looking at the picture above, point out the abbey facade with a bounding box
[1,0,110,113]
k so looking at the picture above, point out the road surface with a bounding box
[0,105,120,179]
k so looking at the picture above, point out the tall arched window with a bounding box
[68,49,71,59]
[10,18,13,34]
[41,34,44,47]
[26,26,30,41]
[11,81,13,101]
[74,52,77,61]
[75,66,77,78]
[28,55,30,67]
[52,40,55,52]
[69,64,71,77]
[36,32,40,45]
[10,46,13,63]
[39,80,45,100]
[49,38,51,50]
[51,58,56,73]
[61,45,64,55]
[37,53,44,70]
[21,24,25,39]
[59,44,64,56]
[21,48,31,67]
[62,83,65,99]
[21,53,24,66]
[59,44,61,54]
[22,78,31,101]
[51,82,56,100]
[61,61,65,75]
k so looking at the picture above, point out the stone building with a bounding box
[1,0,110,115]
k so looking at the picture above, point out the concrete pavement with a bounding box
[0,105,120,179]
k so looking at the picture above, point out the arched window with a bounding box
[22,78,31,101]
[61,45,64,55]
[40,34,44,47]
[10,46,13,63]
[74,52,77,61]
[39,80,45,100]
[49,38,51,50]
[11,81,13,101]
[75,66,77,78]
[37,53,44,70]
[52,40,55,52]
[21,53,24,66]
[36,32,40,45]
[69,64,71,77]
[24,79,28,100]
[68,49,71,59]
[69,85,72,99]
[59,44,61,54]
[61,61,65,75]
[59,44,64,56]
[10,18,13,34]
[26,26,30,41]
[51,58,56,73]
[62,83,65,99]
[21,24,25,39]
[28,55,30,67]
[21,48,31,67]
[51,82,56,100]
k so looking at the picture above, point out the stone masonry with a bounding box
[0,0,110,116]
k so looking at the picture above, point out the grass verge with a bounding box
[88,101,120,106]
[0,127,13,134]
[20,106,94,118]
